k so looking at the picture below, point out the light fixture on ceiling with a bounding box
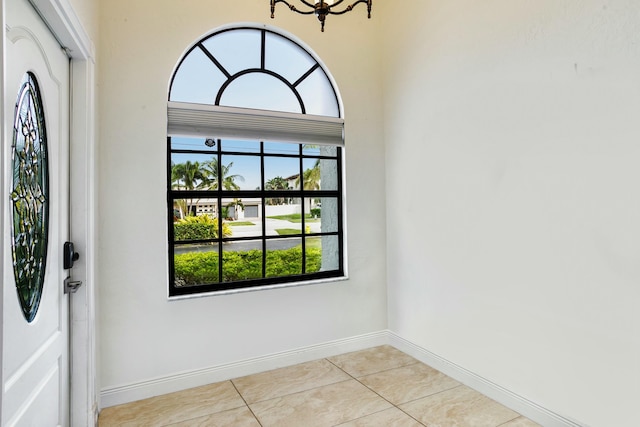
[270,0,372,32]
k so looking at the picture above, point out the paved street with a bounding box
[174,218,321,254]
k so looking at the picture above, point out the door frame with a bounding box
[0,0,97,425]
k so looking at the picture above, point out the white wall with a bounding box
[69,0,97,42]
[98,0,386,400]
[382,1,640,426]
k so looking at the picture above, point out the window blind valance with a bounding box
[167,101,344,146]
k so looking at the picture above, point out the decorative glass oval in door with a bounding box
[10,72,49,323]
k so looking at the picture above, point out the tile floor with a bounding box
[98,345,541,427]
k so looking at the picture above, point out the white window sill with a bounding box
[167,275,349,301]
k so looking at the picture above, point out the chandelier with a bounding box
[270,0,372,32]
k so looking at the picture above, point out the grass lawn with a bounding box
[273,231,322,248]
[306,236,321,248]
[228,221,255,226]
[275,228,301,235]
[268,213,320,223]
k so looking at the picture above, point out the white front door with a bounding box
[3,0,71,425]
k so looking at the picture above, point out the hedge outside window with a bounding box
[167,26,345,296]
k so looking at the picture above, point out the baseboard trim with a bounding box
[100,330,584,427]
[387,332,585,427]
[100,330,388,408]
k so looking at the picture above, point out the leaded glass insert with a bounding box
[10,72,49,323]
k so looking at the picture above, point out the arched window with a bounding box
[167,26,345,296]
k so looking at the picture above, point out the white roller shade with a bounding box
[167,101,344,146]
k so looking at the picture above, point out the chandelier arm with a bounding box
[271,0,372,31]
[328,0,372,17]
[327,0,346,7]
[271,0,316,17]
[298,0,318,9]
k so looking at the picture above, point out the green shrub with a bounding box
[221,250,263,281]
[305,248,322,272]
[310,208,321,218]
[174,251,219,286]
[174,215,232,240]
[174,246,322,286]
[266,246,303,277]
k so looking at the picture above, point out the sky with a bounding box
[168,27,341,191]
[169,27,339,116]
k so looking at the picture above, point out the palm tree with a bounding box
[203,158,245,191]
[226,198,244,220]
[265,176,290,205]
[172,159,246,218]
[297,159,321,191]
[173,200,188,220]
[295,160,322,210]
[171,160,206,190]
[171,161,206,216]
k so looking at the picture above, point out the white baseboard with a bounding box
[387,332,585,427]
[100,330,388,408]
[100,330,585,427]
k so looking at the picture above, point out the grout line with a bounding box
[328,354,511,427]
[396,408,428,427]
[230,380,264,427]
[159,381,249,427]
[355,376,428,427]
[99,381,250,427]
[231,359,356,404]
[105,347,537,427]
[324,357,352,377]
[331,407,421,427]
[324,358,402,426]
[496,415,528,427]
[354,360,422,379]
[158,405,250,427]
[325,356,420,379]
[351,374,428,427]
[394,383,464,407]
[326,357,428,426]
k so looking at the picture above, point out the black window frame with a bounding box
[167,26,346,296]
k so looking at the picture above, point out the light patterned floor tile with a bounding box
[399,385,520,427]
[250,379,393,427]
[165,406,261,427]
[359,362,460,405]
[327,345,417,377]
[499,416,542,427]
[99,348,538,427]
[335,407,425,427]
[233,358,351,403]
[98,381,245,426]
